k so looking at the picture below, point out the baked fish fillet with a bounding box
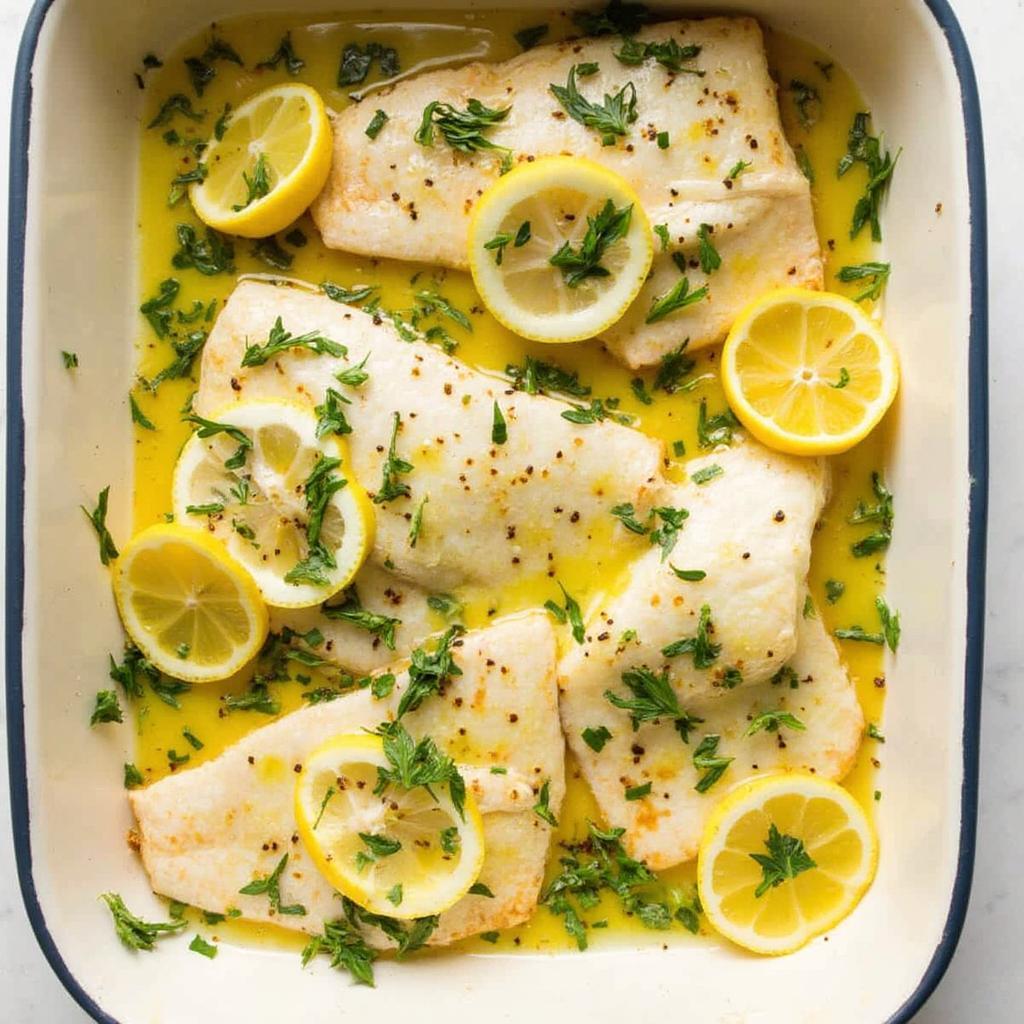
[310,16,822,365]
[130,612,564,947]
[197,280,663,592]
[558,441,828,704]
[560,604,863,869]
[270,561,436,677]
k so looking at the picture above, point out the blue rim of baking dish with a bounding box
[5,2,987,1022]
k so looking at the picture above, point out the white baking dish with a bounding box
[6,1,986,1020]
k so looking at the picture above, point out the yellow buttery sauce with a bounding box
[131,11,891,954]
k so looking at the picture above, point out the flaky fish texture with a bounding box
[558,442,829,704]
[197,280,663,592]
[130,613,564,947]
[311,16,822,365]
[560,601,863,870]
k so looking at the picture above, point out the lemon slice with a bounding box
[173,399,373,609]
[189,83,333,238]
[721,288,899,455]
[468,157,653,343]
[112,523,269,683]
[697,773,877,955]
[295,733,485,919]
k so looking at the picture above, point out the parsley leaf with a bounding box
[415,98,511,159]
[101,893,187,951]
[550,65,637,146]
[256,32,304,75]
[90,690,123,726]
[614,37,703,75]
[837,111,900,241]
[322,588,401,650]
[239,853,306,916]
[661,604,721,668]
[532,778,559,826]
[693,734,733,793]
[396,626,465,719]
[604,665,703,742]
[81,486,119,565]
[505,357,590,398]
[646,276,708,324]
[241,316,345,367]
[744,709,807,737]
[284,456,347,587]
[184,412,252,470]
[750,824,817,898]
[374,411,414,504]
[171,223,235,276]
[836,261,891,301]
[697,398,739,448]
[373,721,466,820]
[875,596,901,651]
[549,198,633,287]
[300,918,377,986]
[649,505,688,560]
[365,109,388,140]
[582,725,613,752]
[545,582,585,644]
[696,223,721,274]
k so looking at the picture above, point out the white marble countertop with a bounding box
[0,0,1020,1020]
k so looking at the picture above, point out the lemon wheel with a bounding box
[721,288,899,455]
[173,399,373,609]
[112,524,269,683]
[468,157,653,343]
[295,734,484,919]
[697,773,877,955]
[189,83,333,238]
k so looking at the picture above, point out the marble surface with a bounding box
[0,0,1021,1020]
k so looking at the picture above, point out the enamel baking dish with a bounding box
[6,0,987,1020]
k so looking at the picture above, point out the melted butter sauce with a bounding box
[133,11,890,955]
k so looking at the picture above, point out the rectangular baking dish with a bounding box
[6,1,987,1021]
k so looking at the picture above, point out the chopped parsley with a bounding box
[184,412,252,470]
[483,220,531,265]
[670,566,706,582]
[256,32,304,75]
[189,934,218,959]
[239,853,306,916]
[838,111,900,241]
[830,367,851,389]
[374,722,466,819]
[491,401,508,445]
[661,603,720,669]
[693,734,733,793]
[123,763,144,788]
[572,1,651,38]
[696,223,721,274]
[690,463,723,486]
[101,893,186,951]
[744,709,807,737]
[611,502,649,535]
[395,626,465,718]
[697,398,739,448]
[649,505,688,560]
[849,472,893,557]
[790,79,820,128]
[532,778,559,826]
[614,37,703,75]
[129,394,156,431]
[61,350,79,369]
[148,93,205,128]
[233,152,271,210]
[549,198,633,287]
[365,109,388,140]
[727,159,752,180]
[414,98,511,160]
[654,341,696,393]
[374,411,414,504]
[550,65,637,146]
[323,588,400,649]
[875,597,901,651]
[82,486,119,565]
[582,725,613,752]
[836,261,892,301]
[604,665,703,743]
[825,579,846,604]
[645,277,708,324]
[90,690,123,726]
[544,582,586,644]
[505,357,590,398]
[171,223,235,276]
[241,317,346,368]
[314,388,353,438]
[338,42,399,87]
[751,824,817,898]
[321,281,377,305]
